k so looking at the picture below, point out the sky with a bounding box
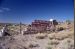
[0,0,74,24]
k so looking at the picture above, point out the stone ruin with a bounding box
[0,19,59,36]
[23,19,58,34]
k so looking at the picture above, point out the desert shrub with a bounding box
[46,45,57,49]
[48,30,74,40]
[49,37,54,40]
[46,46,52,49]
[57,27,65,31]
[48,39,59,45]
[48,33,56,40]
[28,43,39,48]
[66,20,71,24]
[55,38,74,49]
[36,33,47,39]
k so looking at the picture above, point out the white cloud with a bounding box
[2,8,10,11]
[0,7,10,13]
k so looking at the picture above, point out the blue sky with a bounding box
[0,0,74,24]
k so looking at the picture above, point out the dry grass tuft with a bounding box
[48,39,59,45]
[46,46,52,49]
[55,38,74,49]
[28,43,39,48]
[47,39,60,49]
[36,33,47,39]
[48,30,74,40]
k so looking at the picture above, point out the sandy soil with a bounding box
[0,29,74,49]
[0,22,74,49]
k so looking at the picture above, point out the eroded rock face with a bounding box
[56,38,74,49]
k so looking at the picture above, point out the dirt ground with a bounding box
[0,29,74,49]
[0,22,74,49]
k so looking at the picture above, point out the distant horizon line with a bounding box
[0,19,74,24]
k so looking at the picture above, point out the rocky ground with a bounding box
[0,30,74,49]
[0,22,74,49]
